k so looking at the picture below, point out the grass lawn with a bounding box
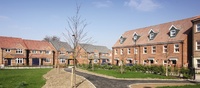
[88,69,176,79]
[0,68,51,88]
[157,84,200,88]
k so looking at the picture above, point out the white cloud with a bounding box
[93,0,113,8]
[124,0,160,11]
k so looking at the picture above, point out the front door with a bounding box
[32,58,39,66]
[7,59,11,65]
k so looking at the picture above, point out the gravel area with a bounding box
[42,68,95,88]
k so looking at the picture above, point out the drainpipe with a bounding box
[139,45,140,64]
[181,41,184,67]
[1,48,3,65]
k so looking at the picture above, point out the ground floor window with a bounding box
[143,60,147,65]
[149,60,154,64]
[197,59,200,68]
[45,58,51,62]
[16,58,23,64]
[163,60,167,65]
[171,60,177,65]
[60,58,65,63]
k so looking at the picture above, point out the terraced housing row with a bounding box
[112,15,200,69]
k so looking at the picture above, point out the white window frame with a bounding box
[45,58,51,62]
[127,48,131,54]
[152,46,156,54]
[149,33,154,40]
[163,60,167,65]
[32,50,37,54]
[115,49,118,55]
[60,58,65,63]
[170,29,176,37]
[16,58,23,64]
[134,48,138,54]
[45,51,51,54]
[5,49,11,52]
[16,49,23,54]
[197,23,200,32]
[60,51,65,55]
[174,44,179,53]
[196,41,200,51]
[143,47,147,54]
[197,59,200,68]
[120,49,123,55]
[163,45,167,53]
[40,51,43,54]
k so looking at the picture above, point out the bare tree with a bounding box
[63,3,92,88]
[43,35,60,42]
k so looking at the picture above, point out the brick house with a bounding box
[191,16,200,69]
[23,39,56,66]
[112,16,200,68]
[49,40,73,66]
[77,44,111,65]
[0,36,27,66]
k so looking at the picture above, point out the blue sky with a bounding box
[0,0,200,49]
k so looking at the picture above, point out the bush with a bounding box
[180,67,193,79]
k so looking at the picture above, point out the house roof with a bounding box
[80,44,110,53]
[0,36,27,49]
[113,16,199,48]
[24,39,55,51]
[49,40,72,52]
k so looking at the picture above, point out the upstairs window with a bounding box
[174,44,179,53]
[119,36,126,44]
[16,49,23,54]
[132,32,140,41]
[40,51,43,54]
[115,49,118,55]
[143,47,147,54]
[197,23,200,32]
[45,51,51,54]
[169,25,179,38]
[5,49,11,52]
[152,46,156,54]
[120,49,124,55]
[134,48,138,54]
[163,45,168,53]
[196,41,200,50]
[60,51,65,55]
[148,29,157,40]
[32,50,37,54]
[127,48,131,54]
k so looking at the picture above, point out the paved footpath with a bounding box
[65,68,194,88]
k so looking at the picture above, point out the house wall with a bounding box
[192,20,200,68]
[112,40,189,68]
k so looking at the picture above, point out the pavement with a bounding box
[65,68,199,88]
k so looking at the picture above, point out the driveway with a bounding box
[65,68,192,88]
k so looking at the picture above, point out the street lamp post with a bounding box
[133,34,137,65]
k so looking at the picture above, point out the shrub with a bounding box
[180,67,193,79]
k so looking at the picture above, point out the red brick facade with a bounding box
[192,16,200,69]
[112,16,200,68]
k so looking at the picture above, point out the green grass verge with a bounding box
[157,84,200,88]
[88,69,176,79]
[0,68,51,88]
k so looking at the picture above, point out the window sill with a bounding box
[174,52,180,53]
[195,50,200,52]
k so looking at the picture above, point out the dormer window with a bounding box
[169,25,179,38]
[132,32,140,42]
[148,29,157,40]
[119,36,126,44]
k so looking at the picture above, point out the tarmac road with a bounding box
[65,68,192,88]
